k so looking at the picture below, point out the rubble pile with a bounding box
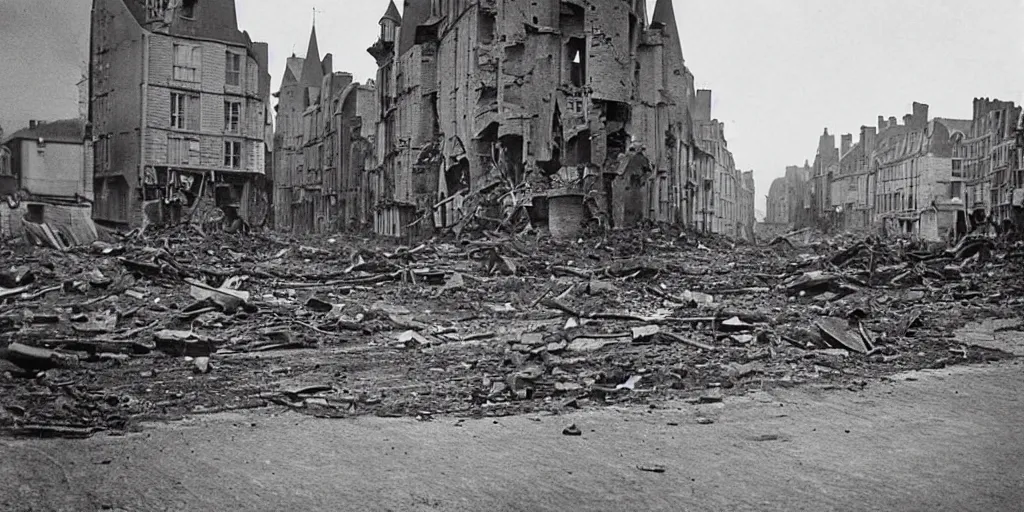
[1,226,1021,437]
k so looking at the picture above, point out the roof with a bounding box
[382,0,402,24]
[299,26,325,88]
[122,0,248,46]
[934,118,972,137]
[651,0,677,28]
[282,56,305,86]
[399,0,430,56]
[5,119,85,145]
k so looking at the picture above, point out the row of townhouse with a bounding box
[767,99,1023,241]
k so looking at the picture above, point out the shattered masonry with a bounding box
[357,0,756,239]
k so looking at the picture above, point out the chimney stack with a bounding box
[29,120,37,129]
[889,116,898,128]
[912,102,929,127]
[878,116,886,131]
[840,134,853,157]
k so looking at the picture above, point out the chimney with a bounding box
[840,134,853,156]
[878,116,886,131]
[903,114,913,126]
[860,126,877,153]
[889,116,898,128]
[912,102,929,127]
[29,120,37,129]
[694,89,713,122]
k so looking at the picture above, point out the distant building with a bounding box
[870,103,969,241]
[954,98,1023,229]
[811,128,839,228]
[90,0,272,228]
[273,25,377,234]
[738,170,756,240]
[2,119,92,201]
[1,119,97,246]
[832,125,877,230]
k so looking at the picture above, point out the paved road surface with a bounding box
[1,359,1022,511]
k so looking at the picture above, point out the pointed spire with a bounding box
[299,25,324,88]
[382,0,402,24]
[651,0,677,29]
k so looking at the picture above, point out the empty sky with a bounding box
[3,0,1022,212]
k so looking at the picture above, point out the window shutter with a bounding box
[187,95,200,131]
[167,138,178,164]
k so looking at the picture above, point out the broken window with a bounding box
[180,0,197,19]
[225,52,241,86]
[559,2,584,34]
[224,141,242,169]
[567,37,586,87]
[565,131,591,167]
[478,10,496,45]
[224,101,241,133]
[173,44,201,82]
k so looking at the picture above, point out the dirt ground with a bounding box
[1,350,1021,511]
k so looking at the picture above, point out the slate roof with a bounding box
[382,0,402,24]
[122,0,247,46]
[5,119,85,145]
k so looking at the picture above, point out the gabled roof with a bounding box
[282,56,305,86]
[122,0,247,46]
[5,119,85,145]
[382,0,402,24]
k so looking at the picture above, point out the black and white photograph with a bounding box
[0,0,1022,510]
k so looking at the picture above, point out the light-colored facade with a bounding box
[869,103,968,241]
[90,0,272,227]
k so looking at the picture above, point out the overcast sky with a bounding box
[3,0,1022,212]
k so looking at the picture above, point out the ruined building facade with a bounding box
[954,98,1023,230]
[90,0,272,228]
[272,27,377,234]
[831,125,877,231]
[360,0,751,239]
[868,104,969,241]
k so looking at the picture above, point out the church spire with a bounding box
[299,25,324,88]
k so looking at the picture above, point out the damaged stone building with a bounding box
[364,0,745,239]
[954,98,1023,230]
[272,27,377,234]
[764,161,812,230]
[831,125,877,231]
[90,0,273,229]
[869,103,969,241]
[809,128,839,229]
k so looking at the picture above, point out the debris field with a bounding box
[1,226,1021,438]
